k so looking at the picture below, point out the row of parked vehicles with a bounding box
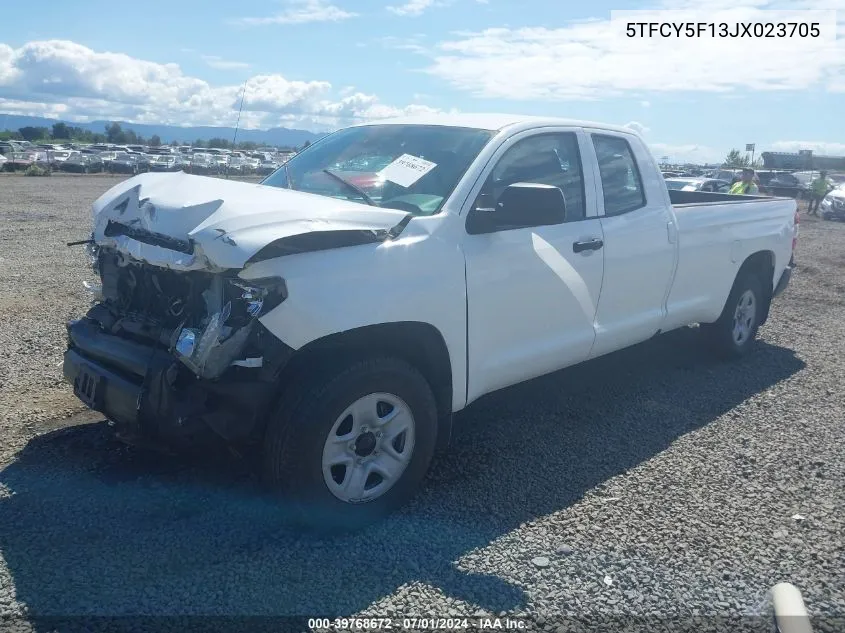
[662,167,845,199]
[0,141,295,176]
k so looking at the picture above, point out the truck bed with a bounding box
[663,188,797,331]
[668,189,780,206]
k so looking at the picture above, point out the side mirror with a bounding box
[467,182,567,234]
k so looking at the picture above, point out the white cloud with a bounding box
[640,100,650,108]
[234,0,357,26]
[0,39,439,131]
[387,0,439,16]
[386,0,486,16]
[201,55,251,71]
[423,1,845,100]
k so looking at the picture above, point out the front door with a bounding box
[462,130,605,404]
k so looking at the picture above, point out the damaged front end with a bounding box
[63,244,293,447]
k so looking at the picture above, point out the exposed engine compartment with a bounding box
[89,246,287,380]
[64,245,294,447]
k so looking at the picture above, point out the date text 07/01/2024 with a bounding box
[308,617,528,630]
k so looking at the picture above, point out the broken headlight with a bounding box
[85,233,100,274]
[230,276,288,318]
[81,233,103,302]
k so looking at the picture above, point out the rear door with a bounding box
[587,132,677,358]
[462,128,605,403]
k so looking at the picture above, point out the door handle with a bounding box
[572,238,604,253]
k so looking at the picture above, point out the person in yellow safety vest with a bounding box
[729,168,760,195]
[807,170,833,216]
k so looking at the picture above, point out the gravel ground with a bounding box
[0,174,842,633]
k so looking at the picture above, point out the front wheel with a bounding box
[263,357,438,531]
[703,272,765,359]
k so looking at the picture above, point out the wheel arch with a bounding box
[735,250,775,325]
[277,321,454,451]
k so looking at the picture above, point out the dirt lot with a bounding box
[0,174,843,632]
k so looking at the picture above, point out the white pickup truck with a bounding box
[64,114,797,529]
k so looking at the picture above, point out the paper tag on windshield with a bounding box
[378,154,437,188]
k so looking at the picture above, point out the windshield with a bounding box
[261,124,494,216]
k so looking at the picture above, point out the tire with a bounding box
[262,356,438,532]
[704,272,765,359]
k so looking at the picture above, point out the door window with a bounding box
[592,134,646,216]
[481,133,587,222]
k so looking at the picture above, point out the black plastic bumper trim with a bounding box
[67,318,160,379]
[63,348,143,428]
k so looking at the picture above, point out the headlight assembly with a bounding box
[230,276,288,318]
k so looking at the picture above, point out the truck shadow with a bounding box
[0,327,804,630]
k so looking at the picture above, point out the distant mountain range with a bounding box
[0,113,325,147]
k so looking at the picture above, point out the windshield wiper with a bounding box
[322,169,377,206]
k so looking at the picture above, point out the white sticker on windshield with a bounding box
[378,154,437,188]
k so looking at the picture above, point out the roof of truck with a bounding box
[350,113,638,135]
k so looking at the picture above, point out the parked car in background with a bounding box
[258,160,278,175]
[45,150,78,170]
[103,152,145,175]
[149,155,184,172]
[707,169,742,183]
[225,157,251,175]
[820,184,845,220]
[665,177,732,193]
[0,140,26,157]
[188,153,217,175]
[61,153,104,174]
[756,171,802,198]
[2,152,35,171]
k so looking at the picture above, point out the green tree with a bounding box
[51,122,70,140]
[238,141,258,150]
[208,137,231,149]
[723,149,750,168]
[0,129,23,141]
[300,140,311,151]
[150,134,162,147]
[18,126,49,141]
[106,122,124,144]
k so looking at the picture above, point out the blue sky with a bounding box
[1,0,843,162]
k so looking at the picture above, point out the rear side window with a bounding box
[592,135,646,216]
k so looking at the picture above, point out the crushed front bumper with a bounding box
[63,316,292,445]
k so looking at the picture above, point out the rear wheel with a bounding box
[262,356,438,531]
[703,272,765,359]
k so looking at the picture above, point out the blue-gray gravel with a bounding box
[0,175,842,633]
